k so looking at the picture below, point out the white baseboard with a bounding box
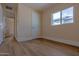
[17,36,79,47]
[17,37,33,42]
[42,36,79,47]
[17,36,42,42]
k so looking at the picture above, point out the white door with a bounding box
[0,4,3,44]
[32,11,40,38]
[0,21,3,44]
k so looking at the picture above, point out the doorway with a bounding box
[6,17,15,36]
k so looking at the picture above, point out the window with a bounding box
[62,7,73,24]
[52,12,61,25]
[51,7,74,26]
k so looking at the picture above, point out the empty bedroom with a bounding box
[0,3,79,56]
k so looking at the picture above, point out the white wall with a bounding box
[42,4,79,47]
[17,4,40,42]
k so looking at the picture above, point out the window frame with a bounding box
[51,6,74,26]
[61,7,74,24]
[51,11,61,25]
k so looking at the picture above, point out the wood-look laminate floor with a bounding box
[0,37,79,56]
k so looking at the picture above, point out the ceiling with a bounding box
[2,3,55,18]
[23,3,55,11]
